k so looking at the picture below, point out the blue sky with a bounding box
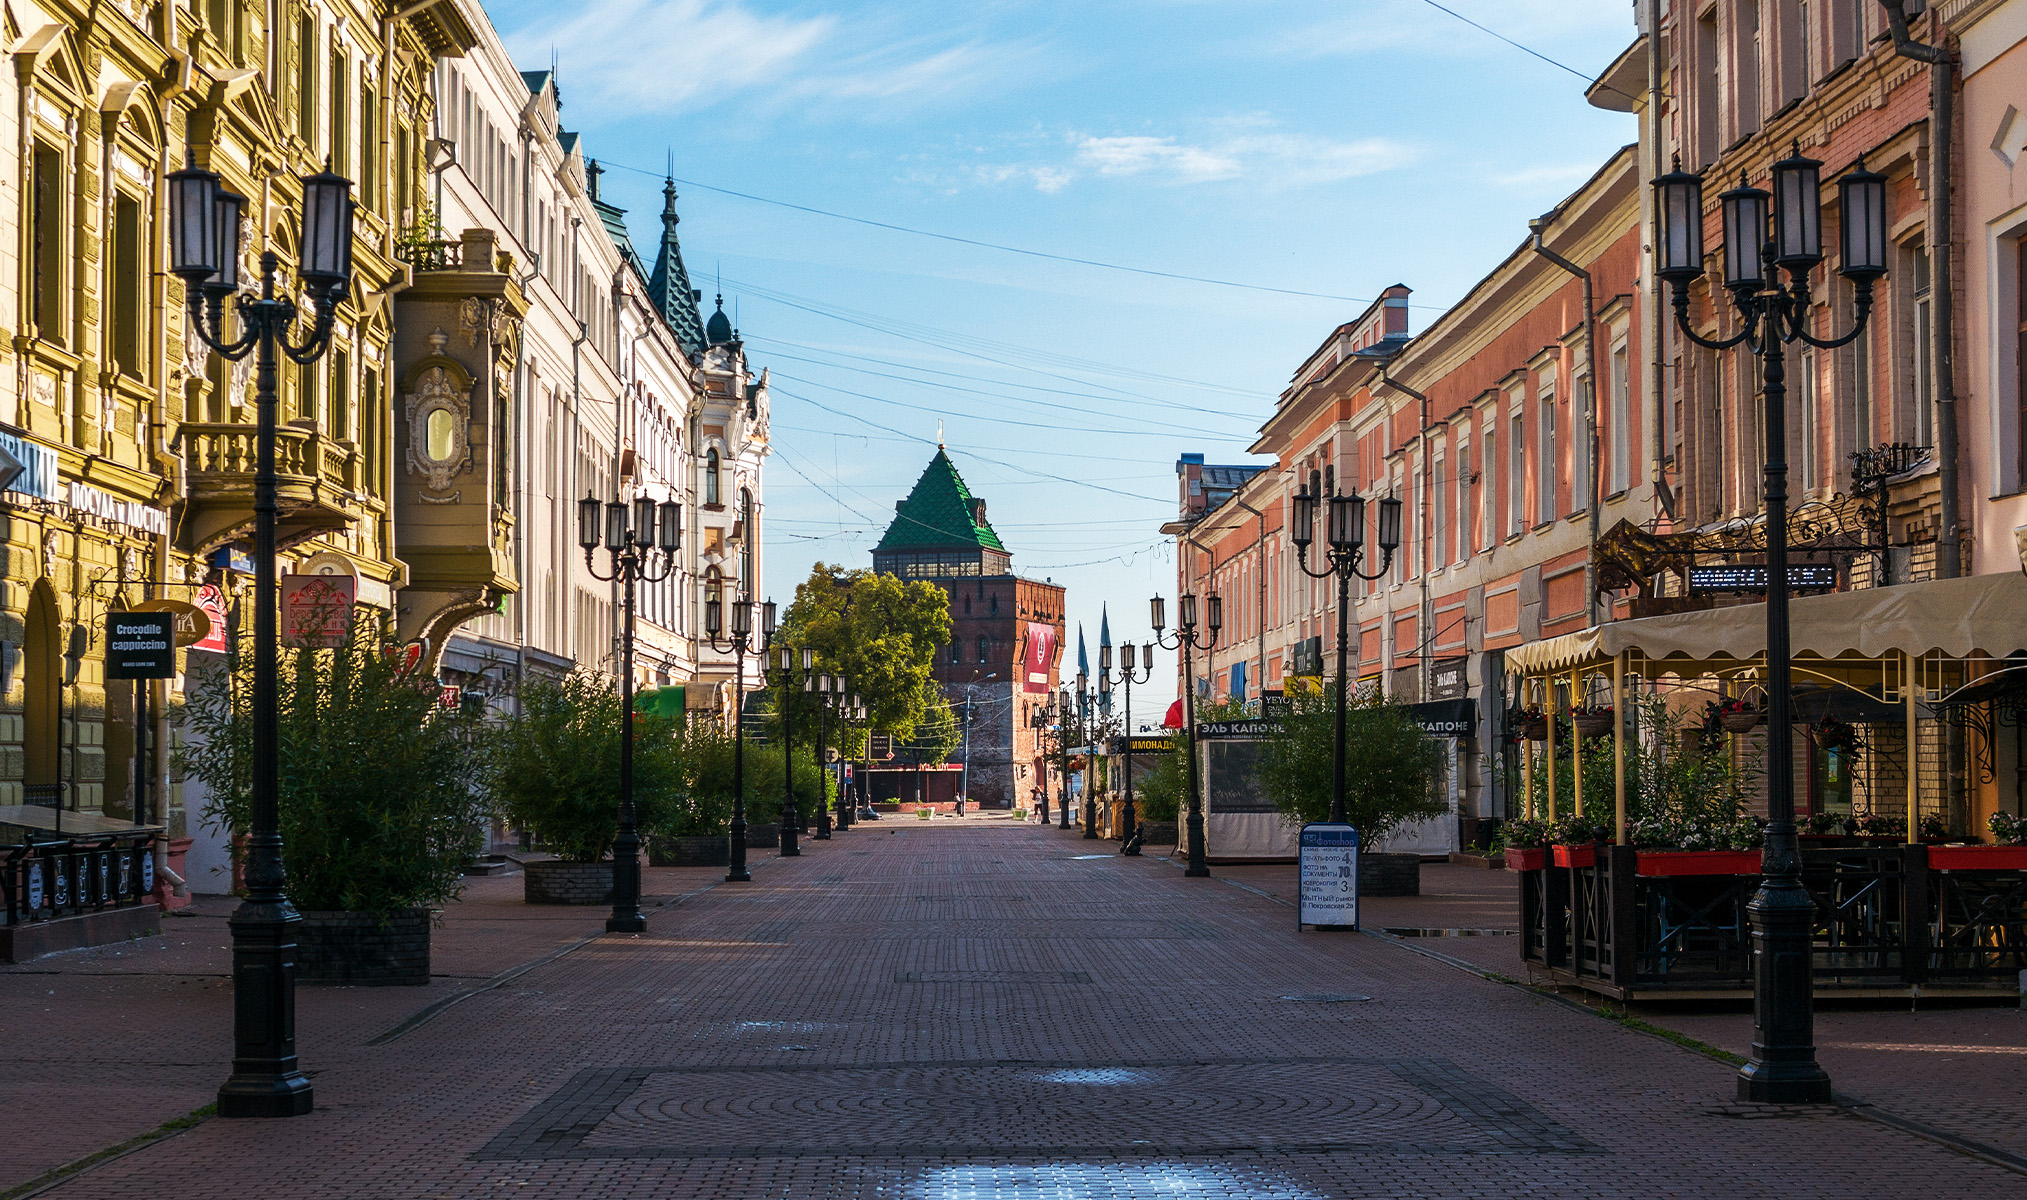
[485,0,1641,716]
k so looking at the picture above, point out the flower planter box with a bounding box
[523,860,613,905]
[1551,844,1596,869]
[1505,847,1548,872]
[297,908,431,986]
[1927,845,2027,870]
[1718,711,1765,734]
[1635,850,1762,877]
[648,835,728,868]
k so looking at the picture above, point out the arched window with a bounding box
[739,488,754,592]
[704,447,721,505]
[977,635,990,664]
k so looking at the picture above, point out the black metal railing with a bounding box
[3,832,157,925]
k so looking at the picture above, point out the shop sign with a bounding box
[281,575,355,647]
[190,585,229,653]
[1431,659,1469,700]
[1196,717,1281,739]
[65,482,169,535]
[104,612,176,679]
[0,429,58,500]
[134,599,213,648]
[1406,698,1477,738]
[209,547,255,574]
[1686,563,1837,594]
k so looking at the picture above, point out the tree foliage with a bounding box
[669,719,833,835]
[775,563,951,754]
[1256,683,1447,842]
[180,612,489,915]
[484,672,684,862]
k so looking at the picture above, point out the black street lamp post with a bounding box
[1099,641,1155,854]
[1056,687,1075,829]
[706,593,775,882]
[1290,488,1403,824]
[1654,148,1886,1105]
[766,643,814,857]
[809,675,847,839]
[1077,672,1101,839]
[1152,592,1221,877]
[172,158,355,1120]
[579,492,682,933]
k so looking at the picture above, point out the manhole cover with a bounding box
[1277,993,1372,1003]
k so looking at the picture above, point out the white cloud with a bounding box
[940,127,1418,195]
[1075,135,1242,181]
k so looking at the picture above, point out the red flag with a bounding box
[1162,698,1184,729]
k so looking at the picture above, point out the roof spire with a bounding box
[705,292,733,346]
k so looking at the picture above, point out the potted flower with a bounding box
[1571,704,1615,740]
[1496,817,1553,871]
[1807,716,1863,753]
[1512,706,1550,742]
[1927,812,2027,869]
[1853,811,1905,840]
[1712,696,1765,734]
[1550,811,1608,868]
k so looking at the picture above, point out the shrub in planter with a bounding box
[180,614,487,982]
[1257,683,1446,850]
[487,672,682,869]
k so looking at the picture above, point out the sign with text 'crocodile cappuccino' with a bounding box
[104,612,175,679]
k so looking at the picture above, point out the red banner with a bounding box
[1023,622,1056,694]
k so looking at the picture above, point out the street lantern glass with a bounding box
[1149,595,1165,631]
[1141,643,1154,669]
[778,646,792,672]
[657,500,681,551]
[1377,495,1405,551]
[1718,173,1770,290]
[211,190,246,292]
[762,600,777,635]
[298,168,355,288]
[577,495,601,551]
[605,501,628,551]
[1100,643,1112,672]
[801,647,814,672]
[1653,159,1705,283]
[1178,592,1196,631]
[1837,158,1889,281]
[632,496,657,544]
[1771,146,1823,270]
[1205,594,1223,632]
[1077,672,1088,695]
[704,595,722,637]
[732,597,752,637]
[1328,493,1365,550]
[167,164,219,284]
[1291,488,1315,548]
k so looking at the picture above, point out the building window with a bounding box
[1507,409,1525,537]
[977,635,990,664]
[330,348,350,440]
[1608,339,1631,495]
[360,82,377,202]
[1432,455,1447,569]
[1481,422,1498,550]
[1799,348,1818,493]
[111,194,143,377]
[1454,440,1470,564]
[704,448,720,505]
[2018,239,2027,489]
[1536,372,1558,526]
[329,50,349,175]
[1571,371,1590,516]
[739,488,754,592]
[30,144,63,343]
[1695,8,1720,167]
[296,16,318,147]
[1909,242,1933,446]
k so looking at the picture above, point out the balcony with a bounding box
[177,421,365,552]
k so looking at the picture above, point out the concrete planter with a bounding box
[1358,852,1421,897]
[523,860,613,905]
[650,835,729,867]
[297,908,431,986]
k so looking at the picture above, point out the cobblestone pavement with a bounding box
[10,828,2027,1198]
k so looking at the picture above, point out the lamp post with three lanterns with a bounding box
[705,593,775,883]
[1099,641,1155,854]
[1152,592,1220,877]
[577,493,682,933]
[170,156,356,1119]
[1652,147,1887,1105]
[766,643,814,857]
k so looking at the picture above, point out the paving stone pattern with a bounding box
[14,827,2027,1198]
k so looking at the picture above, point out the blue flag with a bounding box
[1098,606,1113,714]
[1077,623,1089,681]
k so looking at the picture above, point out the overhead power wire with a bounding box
[1414,0,1643,107]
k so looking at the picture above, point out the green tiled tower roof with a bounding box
[876,449,1006,553]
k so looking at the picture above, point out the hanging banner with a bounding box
[190,585,229,653]
[1022,622,1056,694]
[281,575,356,647]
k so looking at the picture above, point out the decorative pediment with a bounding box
[402,343,475,495]
[15,25,82,104]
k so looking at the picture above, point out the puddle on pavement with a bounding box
[1027,1067,1154,1085]
[1066,854,1111,860]
[904,1162,1326,1199]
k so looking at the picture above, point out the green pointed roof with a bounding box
[875,449,1006,553]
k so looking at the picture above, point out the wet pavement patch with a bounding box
[1277,993,1372,1003]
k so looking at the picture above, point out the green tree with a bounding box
[180,612,489,916]
[485,672,683,862]
[1257,683,1447,841]
[775,563,952,755]
[1131,731,1189,822]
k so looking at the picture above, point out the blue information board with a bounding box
[1298,822,1360,930]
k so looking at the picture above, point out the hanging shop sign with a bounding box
[1686,563,1838,594]
[280,575,355,647]
[104,612,176,679]
[134,599,213,649]
[64,482,169,535]
[190,585,229,653]
[1431,658,1470,700]
[209,546,255,574]
[0,429,58,500]
[1406,698,1477,738]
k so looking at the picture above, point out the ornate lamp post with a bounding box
[705,593,774,882]
[765,642,814,857]
[1290,487,1403,824]
[172,158,354,1120]
[1653,149,1886,1105]
[1055,686,1076,829]
[578,492,682,933]
[1099,641,1155,854]
[1076,672,1104,839]
[809,675,848,839]
[1153,591,1220,877]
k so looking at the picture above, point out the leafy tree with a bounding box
[775,563,952,755]
[485,672,683,862]
[1256,683,1447,842]
[180,612,489,916]
[1131,731,1189,821]
[898,682,961,767]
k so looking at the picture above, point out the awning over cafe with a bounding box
[1504,572,2027,676]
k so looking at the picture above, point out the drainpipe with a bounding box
[151,10,191,898]
[1375,369,1436,697]
[1881,0,1959,580]
[1230,498,1268,699]
[1182,531,1214,703]
[1646,0,1676,521]
[1529,214,1602,627]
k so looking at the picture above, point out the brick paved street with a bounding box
[7,825,2027,1198]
